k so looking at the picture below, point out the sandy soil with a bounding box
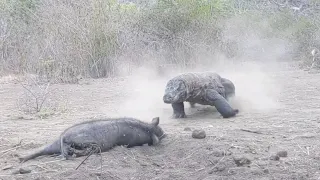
[0,61,319,180]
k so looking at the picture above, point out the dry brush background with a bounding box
[1,0,320,179]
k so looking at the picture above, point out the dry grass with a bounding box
[1,0,320,83]
[1,1,320,178]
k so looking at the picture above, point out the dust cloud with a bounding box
[112,65,172,123]
[216,61,283,113]
[113,62,284,122]
[112,16,291,122]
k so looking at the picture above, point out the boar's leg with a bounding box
[71,143,102,157]
[60,142,73,160]
[171,102,187,118]
[205,89,239,118]
[60,136,102,159]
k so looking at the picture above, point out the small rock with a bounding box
[211,151,224,157]
[276,150,288,157]
[213,164,226,172]
[251,167,263,175]
[211,150,231,157]
[209,159,219,164]
[184,127,192,131]
[139,162,148,167]
[152,162,161,167]
[233,156,252,166]
[12,168,31,174]
[14,116,33,120]
[208,164,226,174]
[13,153,19,157]
[155,169,161,175]
[208,170,214,174]
[269,155,280,161]
[228,169,236,175]
[263,169,269,174]
[192,129,206,139]
[2,165,13,170]
[256,160,268,167]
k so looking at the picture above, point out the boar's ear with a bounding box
[151,117,160,126]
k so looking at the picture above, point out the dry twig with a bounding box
[0,142,25,157]
[75,145,102,171]
[240,129,263,134]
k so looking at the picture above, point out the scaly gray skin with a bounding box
[163,72,239,119]
[18,117,166,162]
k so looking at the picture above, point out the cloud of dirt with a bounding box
[112,64,174,124]
[209,16,290,114]
[113,15,291,122]
[209,60,284,113]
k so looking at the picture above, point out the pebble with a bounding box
[251,166,263,175]
[192,129,206,139]
[2,165,13,170]
[208,164,226,174]
[263,169,270,174]
[276,150,288,157]
[269,155,280,161]
[269,150,288,161]
[233,156,252,166]
[12,168,31,174]
[211,150,232,157]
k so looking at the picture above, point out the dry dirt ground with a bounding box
[0,61,320,180]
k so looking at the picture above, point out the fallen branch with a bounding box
[75,150,95,170]
[1,145,24,156]
[75,145,102,170]
[209,150,226,168]
[240,129,263,134]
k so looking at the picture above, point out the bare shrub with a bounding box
[1,0,320,81]
[15,75,52,114]
[15,74,70,118]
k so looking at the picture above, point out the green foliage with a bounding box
[119,2,138,13]
[264,10,320,60]
[149,0,231,32]
[4,0,39,24]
